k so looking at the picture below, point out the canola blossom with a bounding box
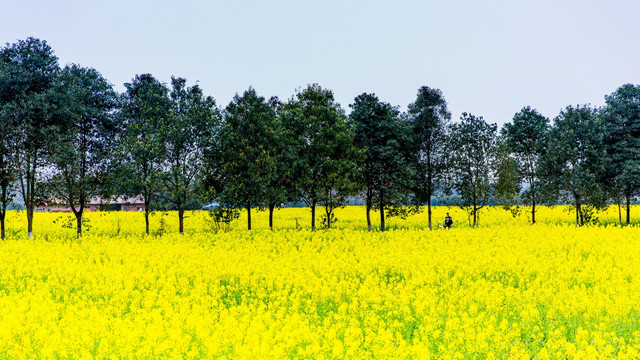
[0,207,639,359]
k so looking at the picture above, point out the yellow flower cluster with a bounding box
[0,206,639,359]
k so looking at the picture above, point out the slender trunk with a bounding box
[366,202,372,231]
[27,208,33,238]
[247,205,251,230]
[1,185,6,239]
[326,209,331,229]
[311,203,316,231]
[0,211,5,240]
[145,208,150,235]
[380,192,385,232]
[531,194,536,224]
[178,208,185,235]
[626,194,631,226]
[427,195,432,230]
[473,206,477,228]
[269,204,275,230]
[76,212,82,238]
[575,201,581,226]
[618,201,622,226]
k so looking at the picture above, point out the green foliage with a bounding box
[541,105,608,226]
[494,138,523,218]
[407,86,451,228]
[349,93,414,231]
[282,84,358,230]
[501,106,549,223]
[119,74,171,234]
[219,87,278,229]
[602,84,640,225]
[46,64,118,236]
[0,37,59,236]
[207,207,239,233]
[53,214,92,233]
[319,212,337,229]
[161,76,219,234]
[446,113,498,227]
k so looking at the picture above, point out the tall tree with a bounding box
[0,38,59,238]
[493,136,523,217]
[349,93,414,231]
[446,113,497,227]
[220,88,276,230]
[602,84,640,226]
[262,97,294,229]
[162,77,218,235]
[119,74,171,235]
[0,59,18,240]
[501,106,550,223]
[47,64,118,237]
[541,105,608,226]
[407,86,451,230]
[282,84,357,230]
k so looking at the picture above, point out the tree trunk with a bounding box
[626,194,631,226]
[178,208,185,235]
[145,208,150,235]
[311,203,316,231]
[427,195,432,230]
[575,201,581,226]
[75,212,82,238]
[269,204,275,230]
[27,207,33,238]
[326,209,332,229]
[247,205,251,230]
[531,194,536,224]
[0,211,5,240]
[366,203,372,231]
[1,187,6,240]
[473,206,477,228]
[380,192,385,232]
[618,202,622,226]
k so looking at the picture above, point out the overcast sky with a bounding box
[2,0,639,126]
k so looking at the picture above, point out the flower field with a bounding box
[1,207,640,359]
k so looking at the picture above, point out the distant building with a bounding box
[36,195,145,212]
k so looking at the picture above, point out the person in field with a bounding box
[444,213,453,229]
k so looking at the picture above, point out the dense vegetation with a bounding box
[2,37,640,237]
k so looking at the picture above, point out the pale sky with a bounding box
[2,0,639,126]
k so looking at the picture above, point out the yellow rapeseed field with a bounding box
[0,206,639,359]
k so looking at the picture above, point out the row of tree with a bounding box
[1,38,640,238]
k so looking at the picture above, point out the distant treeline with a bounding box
[1,38,639,238]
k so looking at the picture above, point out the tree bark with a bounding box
[626,194,631,226]
[366,202,372,231]
[379,192,385,232]
[531,194,536,224]
[427,195,432,230]
[27,208,33,238]
[145,208,150,235]
[0,211,5,240]
[247,205,251,230]
[178,208,185,235]
[473,206,477,228]
[575,200,582,226]
[311,203,316,231]
[75,212,82,238]
[269,204,275,230]
[618,202,622,226]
